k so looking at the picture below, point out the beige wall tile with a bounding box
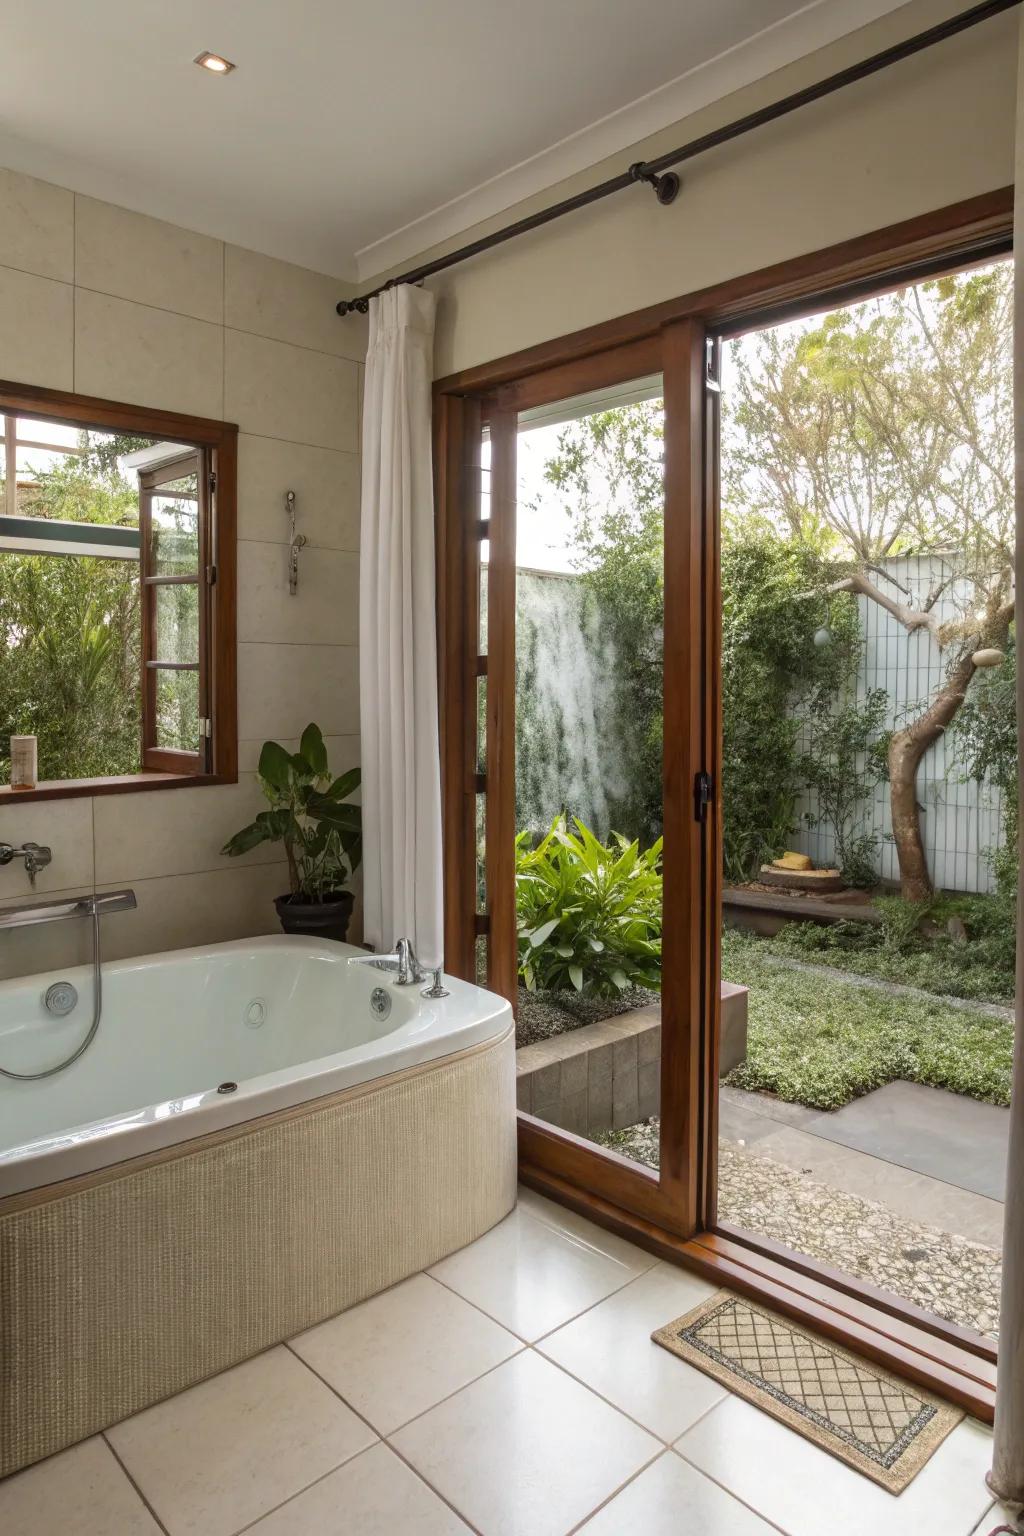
[93,777,275,885]
[0,796,93,897]
[0,266,73,389]
[98,861,289,962]
[224,329,357,450]
[237,642,359,741]
[0,882,96,980]
[237,733,359,774]
[238,543,358,646]
[74,288,222,417]
[75,197,224,324]
[0,169,74,282]
[225,244,365,360]
[237,434,359,550]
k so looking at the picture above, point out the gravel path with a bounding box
[596,1118,1001,1339]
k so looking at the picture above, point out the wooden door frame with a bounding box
[433,186,1013,1412]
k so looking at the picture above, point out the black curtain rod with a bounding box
[337,0,1019,317]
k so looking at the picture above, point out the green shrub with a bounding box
[515,817,662,997]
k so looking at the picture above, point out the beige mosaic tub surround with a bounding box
[0,1027,516,1478]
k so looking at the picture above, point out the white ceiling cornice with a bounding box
[354,0,913,285]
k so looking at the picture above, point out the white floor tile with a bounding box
[106,1346,376,1536]
[676,1396,996,1536]
[0,1438,161,1536]
[538,1261,725,1440]
[391,1349,660,1536]
[290,1272,521,1433]
[429,1198,647,1341]
[579,1450,779,1534]
[245,1443,470,1534]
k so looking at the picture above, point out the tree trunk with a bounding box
[887,652,978,902]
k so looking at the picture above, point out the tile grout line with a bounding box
[238,428,360,461]
[237,534,359,555]
[101,1432,173,1536]
[563,1446,668,1535]
[55,273,364,367]
[279,1339,484,1536]
[71,194,76,389]
[672,1426,816,1536]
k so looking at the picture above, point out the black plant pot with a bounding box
[274,889,354,943]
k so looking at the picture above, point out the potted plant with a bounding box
[222,723,361,941]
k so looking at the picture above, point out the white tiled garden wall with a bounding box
[0,167,367,977]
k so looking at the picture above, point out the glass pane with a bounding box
[716,259,1013,1342]
[154,667,200,752]
[154,582,199,665]
[513,378,665,1152]
[476,791,487,917]
[16,416,81,450]
[476,674,487,776]
[150,481,199,576]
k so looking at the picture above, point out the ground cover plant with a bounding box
[762,893,1015,1005]
[722,928,1012,1110]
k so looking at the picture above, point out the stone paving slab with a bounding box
[802,1081,1010,1202]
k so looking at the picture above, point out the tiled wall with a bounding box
[0,167,367,978]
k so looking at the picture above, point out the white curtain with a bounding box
[358,285,444,968]
[991,14,1024,1510]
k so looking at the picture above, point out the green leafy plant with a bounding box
[222,723,361,902]
[515,816,662,997]
[799,687,889,887]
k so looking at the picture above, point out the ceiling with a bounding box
[1,0,912,285]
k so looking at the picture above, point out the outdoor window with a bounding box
[0,386,236,795]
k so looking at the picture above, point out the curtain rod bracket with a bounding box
[628,161,681,205]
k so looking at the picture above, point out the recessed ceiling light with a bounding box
[194,51,235,75]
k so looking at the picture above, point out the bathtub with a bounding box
[0,934,511,1197]
[0,935,517,1476]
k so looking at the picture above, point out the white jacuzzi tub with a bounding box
[0,933,511,1197]
[0,932,517,1476]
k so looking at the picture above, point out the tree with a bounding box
[726,262,1014,899]
[0,445,142,781]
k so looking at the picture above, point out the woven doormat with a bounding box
[653,1291,963,1492]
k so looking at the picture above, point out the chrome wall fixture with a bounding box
[285,489,306,595]
[0,841,51,887]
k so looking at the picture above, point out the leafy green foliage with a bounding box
[723,929,1012,1109]
[515,816,662,997]
[719,532,864,880]
[799,687,888,886]
[0,451,142,781]
[222,723,361,901]
[766,902,1014,1005]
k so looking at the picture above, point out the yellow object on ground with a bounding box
[773,852,813,871]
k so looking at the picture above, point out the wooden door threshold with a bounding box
[519,1165,996,1422]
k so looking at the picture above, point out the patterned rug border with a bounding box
[653,1289,964,1493]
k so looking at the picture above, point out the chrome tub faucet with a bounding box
[348,936,449,998]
